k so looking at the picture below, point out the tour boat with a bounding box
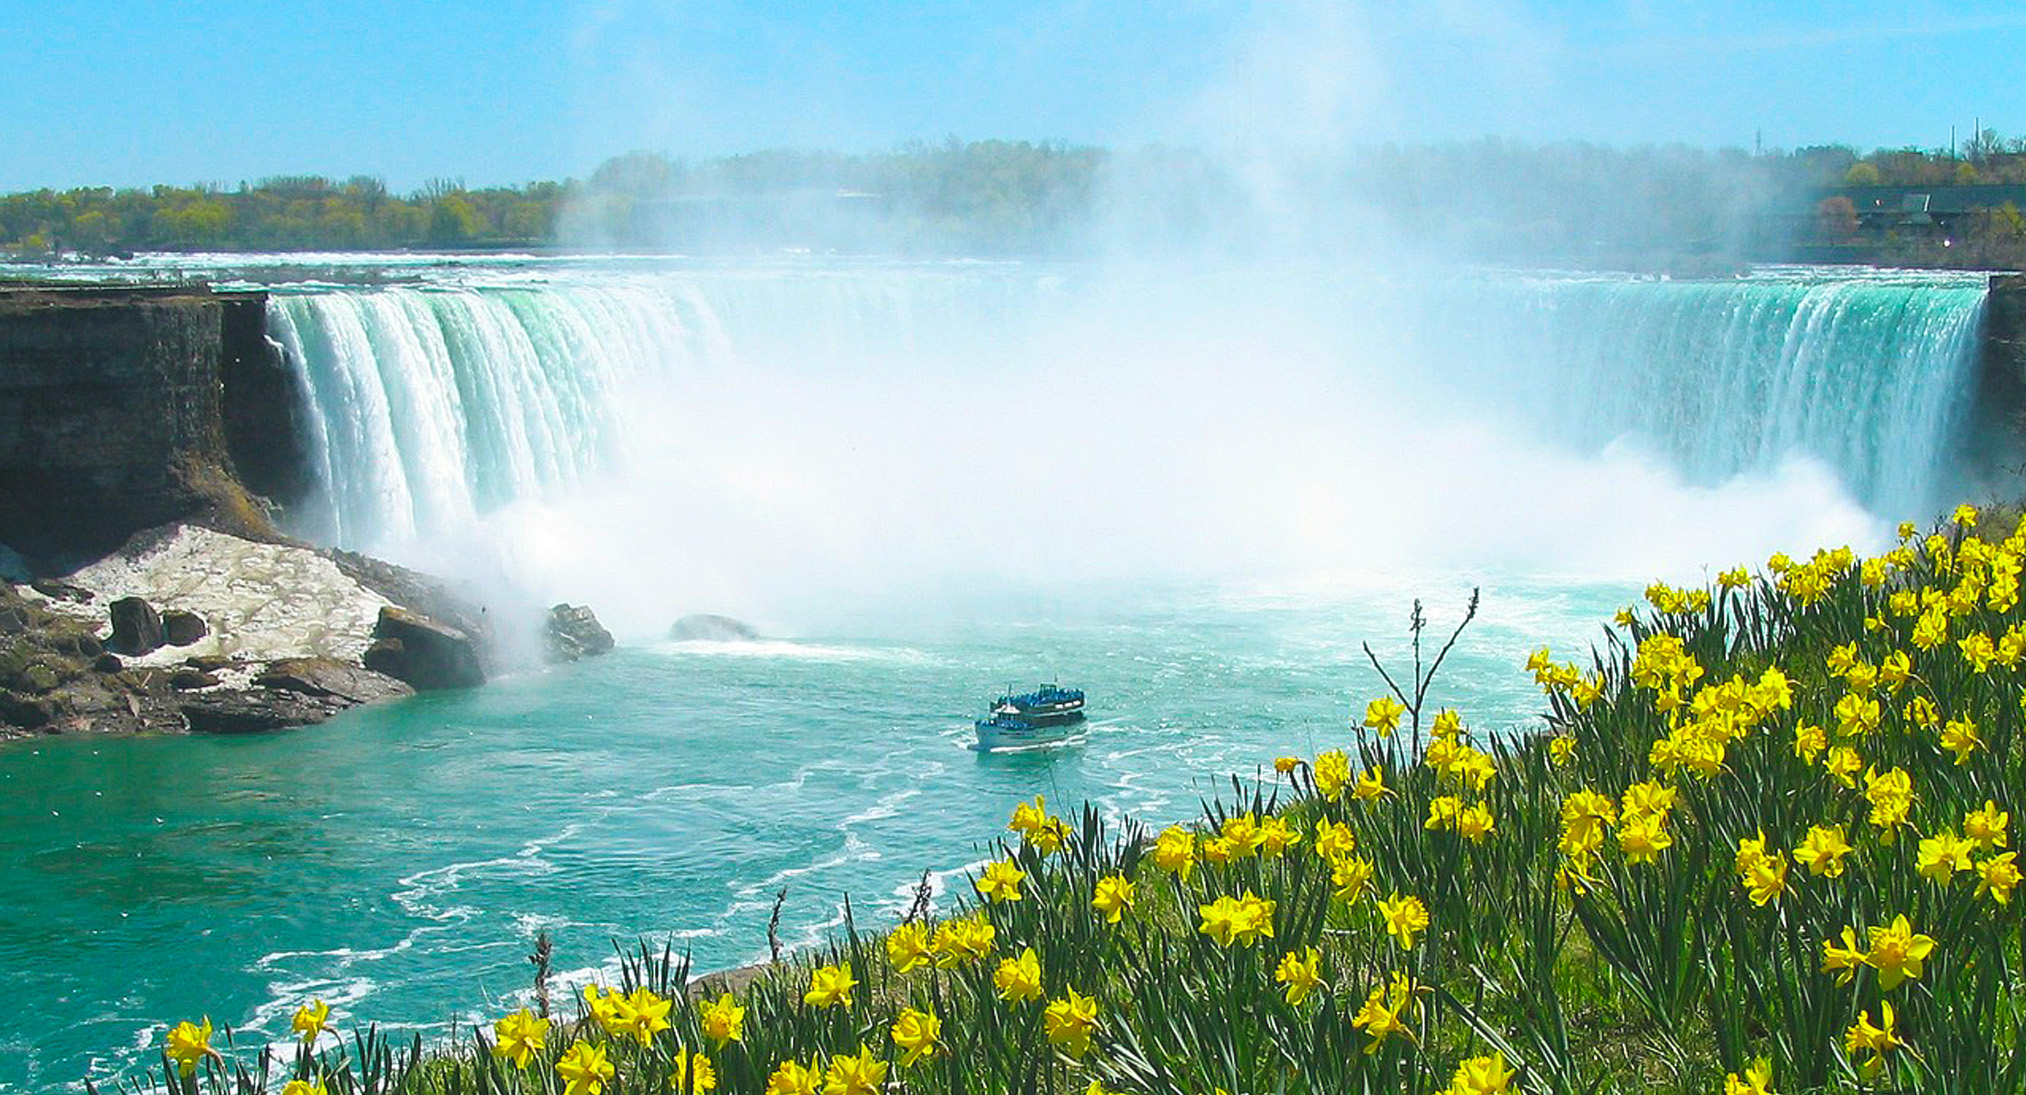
[974,685,1087,751]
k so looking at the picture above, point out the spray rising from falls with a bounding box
[265,263,1990,622]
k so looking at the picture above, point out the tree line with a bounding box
[10,132,2026,266]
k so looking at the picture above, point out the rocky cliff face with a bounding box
[0,285,309,562]
[1977,276,2026,480]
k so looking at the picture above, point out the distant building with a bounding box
[1819,184,2026,235]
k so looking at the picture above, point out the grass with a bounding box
[112,505,2026,1094]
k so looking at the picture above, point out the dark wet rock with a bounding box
[50,631,101,660]
[669,614,760,642]
[107,596,163,655]
[170,668,220,690]
[160,609,207,646]
[181,688,338,734]
[0,691,54,729]
[181,659,410,733]
[184,654,235,672]
[362,607,484,690]
[325,548,495,671]
[545,603,615,663]
[30,578,91,603]
[92,652,123,673]
[255,657,413,704]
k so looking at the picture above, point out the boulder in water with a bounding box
[668,614,760,642]
[107,597,164,656]
[362,606,485,690]
[256,657,415,704]
[545,603,615,662]
[180,659,412,734]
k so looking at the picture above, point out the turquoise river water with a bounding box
[0,255,1996,1089]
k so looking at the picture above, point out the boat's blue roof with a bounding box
[997,685,1083,705]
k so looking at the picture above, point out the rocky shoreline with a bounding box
[0,520,616,739]
[0,282,623,741]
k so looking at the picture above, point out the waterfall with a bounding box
[1428,270,1989,520]
[266,263,1990,561]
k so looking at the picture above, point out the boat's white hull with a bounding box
[974,718,1083,751]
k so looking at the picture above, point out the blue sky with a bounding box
[3,0,2024,192]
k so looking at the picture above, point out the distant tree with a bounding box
[1844,162,1882,186]
[426,193,484,244]
[1815,195,1858,240]
[1955,162,1981,185]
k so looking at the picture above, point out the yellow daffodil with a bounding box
[890,1007,941,1066]
[1314,819,1357,860]
[1795,824,1853,877]
[699,992,744,1047]
[822,1045,888,1095]
[1792,722,1826,761]
[1446,1050,1516,1094]
[1866,915,1935,990]
[582,985,623,1036]
[673,1050,718,1094]
[1353,764,1390,803]
[1978,851,2021,904]
[1197,892,1275,946]
[555,1041,614,1095]
[1025,815,1071,855]
[491,1009,549,1069]
[1151,825,1197,878]
[1821,926,1867,985]
[1043,988,1099,1059]
[804,962,856,1009]
[1863,766,1914,837]
[1426,795,1462,832]
[1273,755,1300,773]
[1220,813,1264,858]
[1916,830,1974,884]
[1457,802,1495,844]
[929,913,995,967]
[994,946,1043,1003]
[280,1080,328,1095]
[1723,1056,1777,1095]
[886,922,931,974]
[975,859,1026,903]
[1378,892,1429,949]
[1092,875,1135,923]
[1618,813,1672,865]
[1965,800,2011,850]
[1008,795,1046,835]
[1549,735,1575,766]
[165,1017,217,1078]
[1844,1001,1902,1073]
[1257,815,1302,856]
[1941,715,1982,763]
[1313,749,1350,801]
[1363,695,1406,737]
[1351,972,1417,1052]
[765,1059,820,1095]
[1330,854,1376,904]
[612,985,671,1046]
[291,999,329,1044]
[1274,946,1324,1005]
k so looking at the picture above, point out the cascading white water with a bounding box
[1424,270,1989,519]
[262,261,1990,621]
